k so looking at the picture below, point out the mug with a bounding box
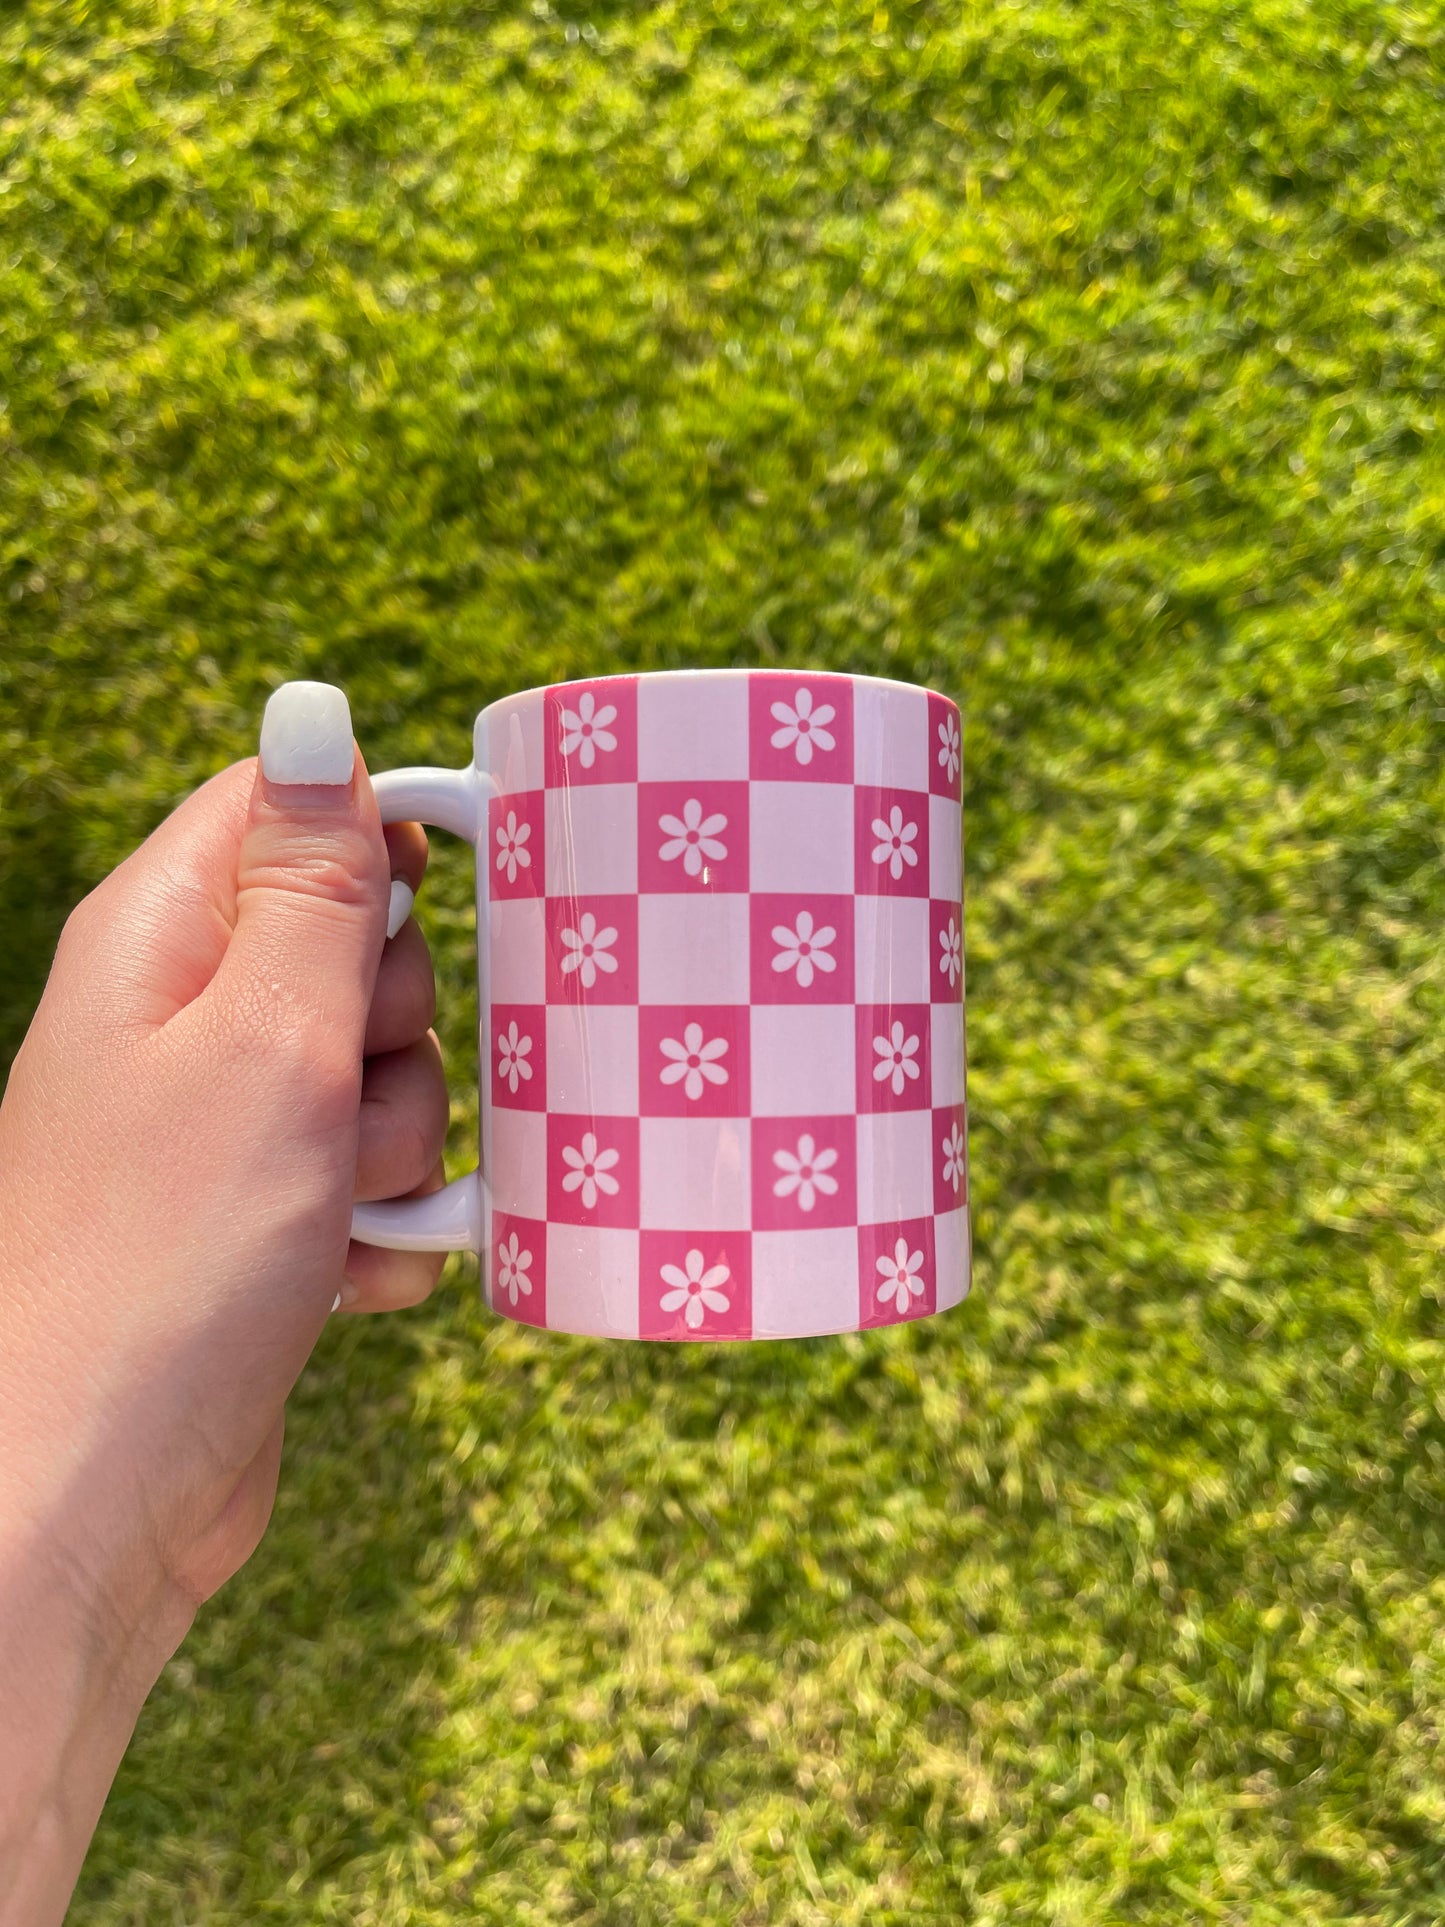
[353,669,969,1341]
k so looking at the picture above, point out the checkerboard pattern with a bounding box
[477,670,969,1341]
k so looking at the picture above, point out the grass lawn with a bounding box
[4,0,1445,1918]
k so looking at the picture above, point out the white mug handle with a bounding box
[349,763,498,1255]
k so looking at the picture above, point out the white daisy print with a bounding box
[560,1131,621,1210]
[876,1237,926,1310]
[658,798,728,877]
[496,1020,533,1096]
[938,917,962,989]
[941,1122,966,1193]
[495,809,532,885]
[769,687,837,767]
[659,1249,731,1330]
[871,804,918,880]
[496,1231,533,1308]
[873,1020,921,1096]
[659,1023,729,1101]
[938,711,961,784]
[559,911,619,990]
[771,910,837,990]
[559,690,618,770]
[771,1133,840,1212]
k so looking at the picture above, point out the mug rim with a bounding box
[476,665,957,725]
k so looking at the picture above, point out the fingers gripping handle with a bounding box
[350,765,494,1255]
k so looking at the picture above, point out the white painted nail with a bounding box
[331,1292,343,1313]
[386,879,415,939]
[259,681,354,785]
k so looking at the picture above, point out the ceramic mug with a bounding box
[352,669,969,1341]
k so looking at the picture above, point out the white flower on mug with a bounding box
[559,911,619,990]
[941,1122,966,1193]
[560,1131,621,1210]
[658,798,728,877]
[938,917,962,989]
[559,690,618,769]
[871,804,918,880]
[772,1133,839,1212]
[876,1237,926,1310]
[659,1248,731,1329]
[771,910,837,989]
[496,1020,533,1095]
[496,1231,533,1307]
[770,687,837,766]
[873,1020,921,1097]
[495,809,532,884]
[659,1022,729,1101]
[938,711,961,783]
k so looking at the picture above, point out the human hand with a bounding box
[0,682,450,1918]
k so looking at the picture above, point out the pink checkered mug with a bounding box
[352,669,968,1340]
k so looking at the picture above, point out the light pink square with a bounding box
[855,786,929,899]
[934,1204,972,1313]
[750,1005,856,1117]
[857,1004,932,1113]
[545,1005,639,1118]
[858,1216,937,1329]
[928,793,963,903]
[639,1230,752,1341]
[750,894,854,1004]
[487,789,544,901]
[490,1003,546,1113]
[932,1103,968,1216]
[545,895,638,1005]
[931,1001,966,1108]
[477,691,544,797]
[639,1005,749,1118]
[854,679,929,791]
[930,900,964,1004]
[485,897,546,1005]
[545,783,639,897]
[749,781,856,894]
[546,1114,639,1228]
[637,674,749,781]
[751,1226,859,1339]
[543,677,637,787]
[928,691,962,800]
[639,1118,750,1230]
[748,672,855,783]
[489,1211,546,1328]
[857,1111,934,1226]
[489,1110,547,1222]
[545,1224,641,1338]
[854,896,930,1006]
[638,894,751,1005]
[751,1115,857,1231]
[637,781,750,894]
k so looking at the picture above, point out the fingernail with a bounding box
[386,879,414,939]
[332,1280,360,1314]
[259,681,354,786]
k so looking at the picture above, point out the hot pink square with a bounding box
[639,1230,752,1341]
[857,1004,932,1113]
[639,1005,750,1117]
[748,672,854,783]
[543,677,637,787]
[855,786,929,898]
[858,1216,937,1329]
[933,1103,968,1215]
[751,1115,857,1231]
[487,789,544,901]
[750,894,855,1004]
[929,691,962,801]
[545,895,638,1004]
[491,1211,547,1328]
[930,899,963,1004]
[490,1003,546,1113]
[637,780,750,894]
[546,1114,639,1228]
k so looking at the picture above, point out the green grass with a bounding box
[4,0,1445,1917]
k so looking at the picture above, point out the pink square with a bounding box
[639,1230,752,1341]
[487,789,544,901]
[639,1005,750,1117]
[637,781,750,894]
[855,786,929,898]
[856,1004,931,1113]
[490,1003,546,1113]
[933,1103,968,1215]
[543,677,637,787]
[929,691,962,800]
[750,894,854,1004]
[546,1114,639,1228]
[748,672,855,783]
[751,1115,857,1231]
[545,895,638,1004]
[930,900,963,1004]
[491,1211,547,1328]
[858,1216,937,1329]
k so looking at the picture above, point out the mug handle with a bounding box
[349,763,497,1256]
